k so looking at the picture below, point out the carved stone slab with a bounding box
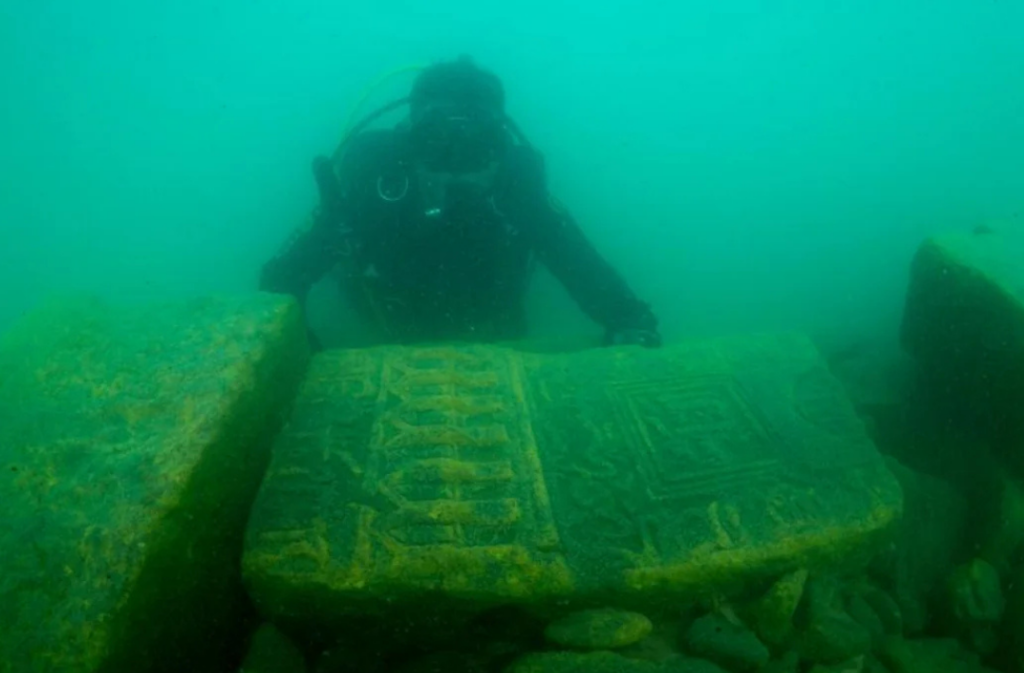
[243,333,901,622]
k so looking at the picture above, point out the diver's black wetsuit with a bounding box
[259,128,658,346]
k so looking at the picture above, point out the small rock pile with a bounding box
[500,568,1001,673]
[240,444,1024,673]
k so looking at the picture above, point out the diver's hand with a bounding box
[604,327,662,349]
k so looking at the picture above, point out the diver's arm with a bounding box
[532,201,661,345]
[259,156,348,303]
[258,216,338,301]
[505,149,661,346]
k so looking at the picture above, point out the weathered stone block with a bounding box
[243,333,901,634]
[0,294,308,672]
[900,228,1024,462]
[544,608,652,650]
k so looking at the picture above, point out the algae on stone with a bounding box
[544,608,653,650]
[751,568,809,645]
[797,578,873,665]
[845,594,886,650]
[243,333,901,636]
[0,294,308,673]
[851,582,903,640]
[940,558,1005,655]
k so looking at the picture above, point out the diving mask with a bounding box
[409,101,507,174]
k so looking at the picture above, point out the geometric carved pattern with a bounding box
[367,348,534,549]
[608,374,780,505]
[243,333,903,620]
[381,347,564,564]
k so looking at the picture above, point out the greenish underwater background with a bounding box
[1,0,1022,349]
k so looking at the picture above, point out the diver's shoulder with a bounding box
[501,141,546,183]
[504,141,541,161]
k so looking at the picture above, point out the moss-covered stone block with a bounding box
[940,558,1005,655]
[797,578,873,664]
[243,333,902,637]
[751,568,809,646]
[854,583,903,639]
[900,228,1024,463]
[845,594,886,650]
[0,293,308,672]
[544,608,652,650]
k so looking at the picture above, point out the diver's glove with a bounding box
[604,327,662,349]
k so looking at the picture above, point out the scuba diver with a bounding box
[259,55,661,350]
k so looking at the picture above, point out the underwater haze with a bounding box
[1,0,1022,349]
